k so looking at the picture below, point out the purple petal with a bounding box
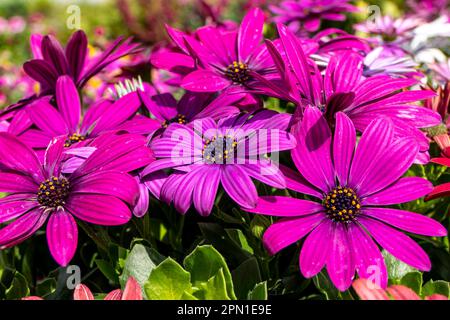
[347,223,387,289]
[41,35,70,75]
[30,34,43,59]
[66,194,132,226]
[133,180,150,218]
[292,107,334,192]
[238,8,264,62]
[262,214,324,255]
[27,98,69,136]
[44,136,66,177]
[0,195,38,224]
[56,76,81,132]
[279,165,323,198]
[71,171,139,205]
[0,132,44,181]
[333,112,356,186]
[46,210,78,266]
[65,30,88,82]
[0,172,39,193]
[300,219,332,278]
[193,166,221,216]
[23,59,58,90]
[241,161,286,189]
[363,177,432,205]
[221,165,258,208]
[358,216,431,271]
[181,70,230,92]
[0,208,48,249]
[245,196,323,216]
[326,223,355,291]
[362,208,447,237]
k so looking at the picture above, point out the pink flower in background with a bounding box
[73,277,143,300]
[353,278,448,300]
[270,0,358,34]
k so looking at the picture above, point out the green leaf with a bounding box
[120,244,164,298]
[225,229,254,254]
[194,268,230,300]
[35,278,57,298]
[95,259,118,284]
[382,250,416,281]
[399,272,423,295]
[247,281,268,300]
[422,280,450,298]
[183,245,237,300]
[145,258,192,300]
[231,257,261,299]
[313,271,339,300]
[181,291,199,300]
[6,272,29,299]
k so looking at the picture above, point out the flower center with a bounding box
[322,186,361,223]
[225,61,249,84]
[64,133,86,147]
[37,176,70,208]
[202,135,237,164]
[162,114,187,128]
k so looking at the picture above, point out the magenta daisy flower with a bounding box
[1,30,140,117]
[270,0,358,34]
[244,108,447,291]
[0,132,153,266]
[139,91,242,132]
[154,8,277,97]
[22,75,159,153]
[257,24,439,162]
[142,111,296,216]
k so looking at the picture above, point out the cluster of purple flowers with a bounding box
[0,4,448,292]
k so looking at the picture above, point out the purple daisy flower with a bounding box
[1,30,140,118]
[244,108,447,291]
[139,91,242,132]
[21,75,159,154]
[0,132,153,266]
[256,24,439,162]
[154,8,277,99]
[270,0,358,34]
[142,111,296,216]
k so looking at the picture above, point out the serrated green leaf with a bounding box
[422,280,450,298]
[382,250,416,281]
[120,244,164,298]
[399,272,423,294]
[194,268,230,300]
[183,245,237,300]
[145,258,192,300]
[247,281,268,300]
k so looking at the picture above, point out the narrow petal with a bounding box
[104,289,123,300]
[181,70,230,92]
[245,196,324,217]
[292,107,334,192]
[221,165,258,208]
[300,219,333,278]
[0,208,48,249]
[333,112,356,186]
[56,76,81,132]
[386,285,421,300]
[279,165,323,198]
[358,216,431,271]
[238,8,264,62]
[46,210,78,266]
[326,223,355,291]
[27,98,69,135]
[0,195,38,224]
[71,171,140,205]
[66,194,132,226]
[362,208,447,237]
[262,214,324,255]
[241,161,286,189]
[0,172,39,193]
[363,177,432,205]
[348,223,388,288]
[65,30,88,82]
[44,137,66,177]
[193,166,221,216]
[122,276,143,300]
[133,181,150,218]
